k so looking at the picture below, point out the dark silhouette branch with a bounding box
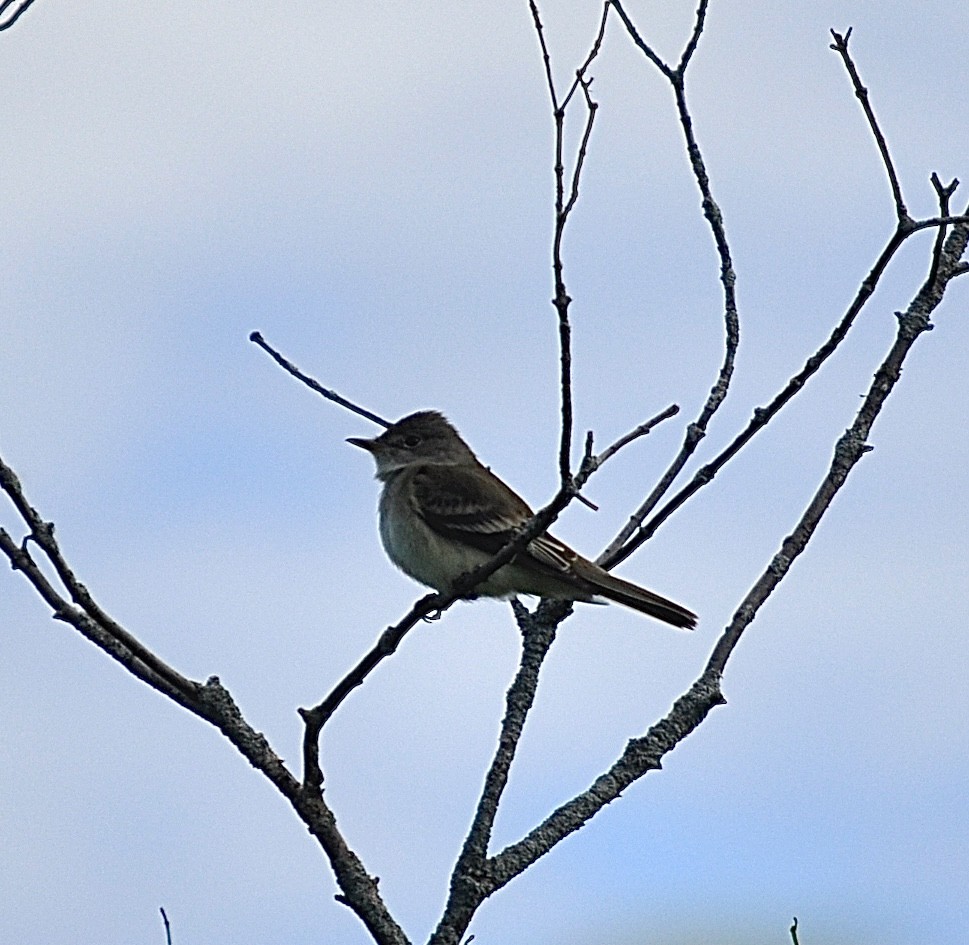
[599,28,969,570]
[250,331,391,428]
[706,213,968,676]
[0,0,39,31]
[3,7,966,945]
[527,0,607,486]
[603,0,740,564]
[159,907,172,945]
[602,221,910,568]
[0,460,408,945]
[829,28,909,223]
[577,404,680,487]
[928,173,960,286]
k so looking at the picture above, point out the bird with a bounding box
[347,410,696,629]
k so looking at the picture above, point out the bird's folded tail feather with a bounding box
[571,559,697,629]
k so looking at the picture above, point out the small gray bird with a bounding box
[348,411,696,629]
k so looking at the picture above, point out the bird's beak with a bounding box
[346,436,377,452]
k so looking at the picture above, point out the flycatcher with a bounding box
[348,411,696,629]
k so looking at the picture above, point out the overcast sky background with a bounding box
[2,2,968,944]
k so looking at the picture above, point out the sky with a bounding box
[1,2,968,944]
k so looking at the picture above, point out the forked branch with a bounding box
[3,7,967,945]
[602,0,739,564]
[0,457,406,945]
[528,0,609,484]
[600,20,968,568]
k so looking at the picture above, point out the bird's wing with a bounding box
[411,463,578,571]
[410,463,532,554]
[525,532,577,573]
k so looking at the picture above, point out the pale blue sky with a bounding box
[2,2,968,944]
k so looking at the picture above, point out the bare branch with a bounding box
[555,76,599,486]
[0,459,200,704]
[160,908,173,945]
[560,78,598,223]
[529,3,607,488]
[561,2,610,110]
[527,0,558,111]
[0,529,201,711]
[707,217,968,676]
[678,0,710,72]
[0,0,39,31]
[600,0,739,564]
[430,600,569,945]
[250,331,390,428]
[485,670,725,892]
[0,454,408,945]
[578,404,679,489]
[299,593,437,793]
[609,0,673,78]
[927,174,960,286]
[299,474,588,793]
[602,220,911,567]
[830,28,909,223]
[600,23,969,569]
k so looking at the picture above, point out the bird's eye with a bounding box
[403,434,422,448]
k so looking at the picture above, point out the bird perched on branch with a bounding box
[349,411,696,629]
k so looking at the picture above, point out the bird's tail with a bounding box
[572,560,697,629]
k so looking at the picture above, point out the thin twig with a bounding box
[577,404,679,488]
[298,594,436,793]
[707,216,968,677]
[830,29,909,223]
[601,221,910,567]
[555,73,599,487]
[609,0,672,77]
[561,78,599,221]
[0,0,39,30]
[0,457,408,945]
[599,29,969,568]
[927,174,959,286]
[529,1,606,488]
[0,529,202,713]
[527,0,558,111]
[561,3,610,110]
[159,908,173,945]
[250,332,390,428]
[601,0,739,565]
[677,0,710,72]
[0,460,201,703]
